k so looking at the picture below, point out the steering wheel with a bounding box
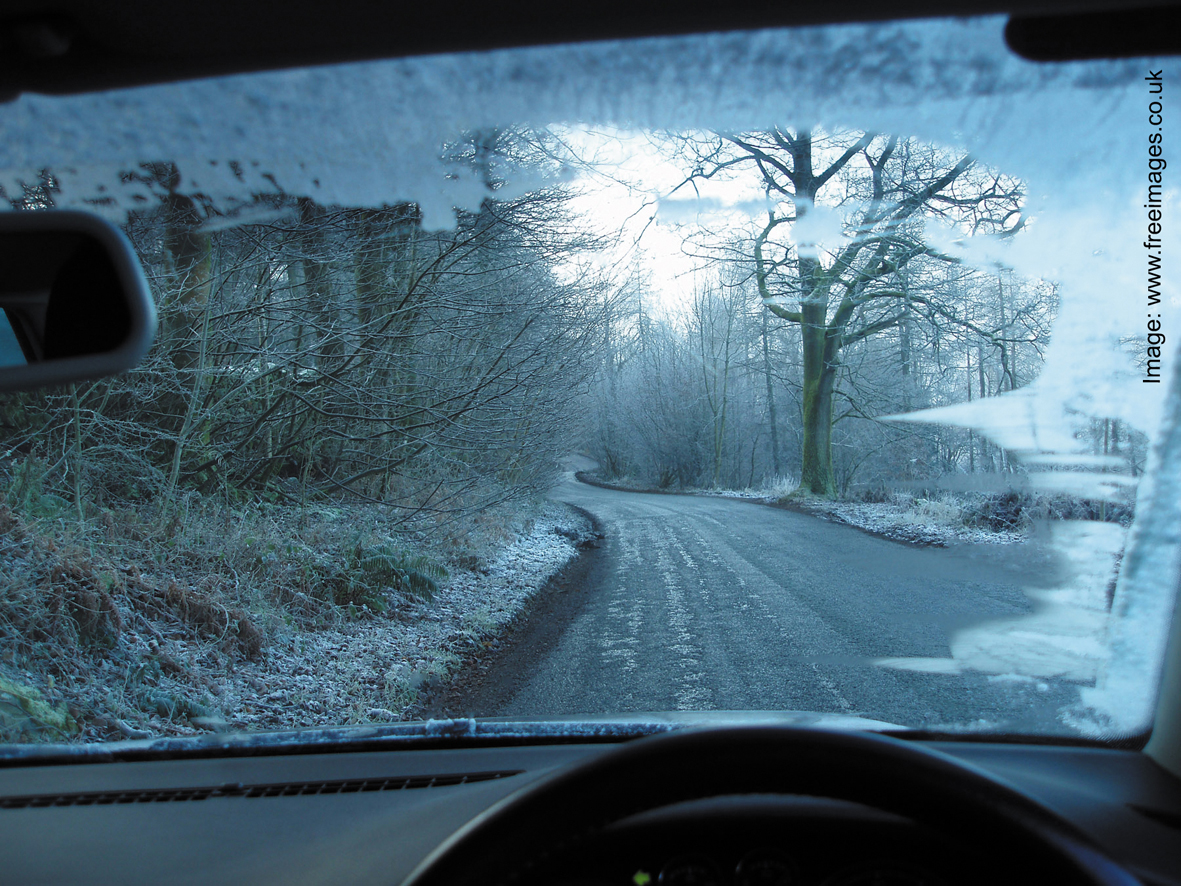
[402,726,1140,886]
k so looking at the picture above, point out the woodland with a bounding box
[0,124,1140,740]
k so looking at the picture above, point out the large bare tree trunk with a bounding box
[761,311,781,477]
[800,300,837,495]
[696,127,1022,497]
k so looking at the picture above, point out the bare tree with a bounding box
[675,129,1026,495]
[2,129,611,529]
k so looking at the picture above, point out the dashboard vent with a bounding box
[0,769,521,809]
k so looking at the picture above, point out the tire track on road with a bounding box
[455,478,1080,733]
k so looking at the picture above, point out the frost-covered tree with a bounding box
[678,129,1026,495]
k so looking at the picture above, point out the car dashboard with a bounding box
[533,793,992,886]
[0,734,1179,885]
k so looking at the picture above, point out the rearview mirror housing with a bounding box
[0,210,155,392]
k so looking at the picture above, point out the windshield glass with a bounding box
[0,14,1175,749]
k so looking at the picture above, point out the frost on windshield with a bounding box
[0,16,1175,742]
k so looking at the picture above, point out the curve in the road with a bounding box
[447,474,1083,735]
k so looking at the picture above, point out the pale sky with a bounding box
[555,125,767,314]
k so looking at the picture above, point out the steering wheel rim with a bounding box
[402,726,1139,886]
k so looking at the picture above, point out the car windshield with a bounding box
[0,14,1175,751]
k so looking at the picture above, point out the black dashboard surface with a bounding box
[529,794,996,886]
[0,739,1178,885]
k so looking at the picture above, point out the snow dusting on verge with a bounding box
[207,502,592,734]
[580,473,1027,548]
[787,499,1026,548]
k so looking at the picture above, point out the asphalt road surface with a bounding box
[450,470,1083,734]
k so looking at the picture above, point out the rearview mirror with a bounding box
[0,210,156,392]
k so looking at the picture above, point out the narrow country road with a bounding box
[448,467,1082,733]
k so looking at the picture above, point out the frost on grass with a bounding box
[223,502,592,733]
[790,495,1029,549]
[0,498,591,742]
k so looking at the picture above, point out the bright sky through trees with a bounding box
[557,125,765,313]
